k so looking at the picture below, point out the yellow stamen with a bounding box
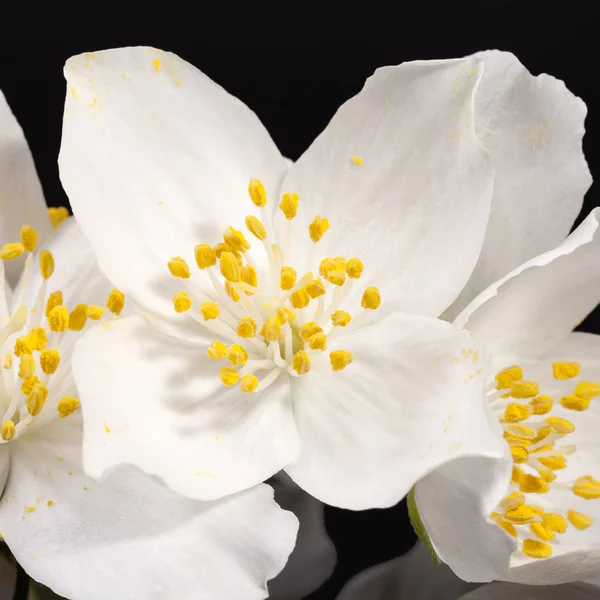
[27,327,47,351]
[173,291,192,313]
[21,376,39,395]
[290,287,310,309]
[48,206,69,228]
[245,216,267,241]
[40,349,60,375]
[237,317,257,338]
[532,426,551,444]
[538,455,566,470]
[511,466,525,485]
[351,156,363,165]
[560,394,590,411]
[57,396,80,418]
[498,492,526,511]
[503,505,536,524]
[48,305,69,332]
[277,308,296,324]
[330,350,354,372]
[225,281,240,302]
[279,192,299,220]
[223,226,250,253]
[261,316,281,343]
[200,302,220,321]
[299,322,322,342]
[519,474,550,494]
[503,403,531,423]
[331,310,352,327]
[27,383,48,416]
[194,244,217,269]
[361,286,381,310]
[167,256,191,279]
[39,250,55,279]
[522,538,552,559]
[107,289,125,315]
[14,336,32,357]
[496,519,518,538]
[542,513,568,533]
[292,351,310,375]
[568,510,594,530]
[1,421,15,441]
[308,332,327,351]
[544,416,575,434]
[241,265,257,289]
[320,258,346,286]
[280,266,297,291]
[0,243,24,260]
[227,344,248,367]
[308,216,330,243]
[511,380,539,399]
[248,178,267,207]
[495,365,523,390]
[18,355,35,379]
[86,305,104,320]
[573,475,600,499]
[219,367,240,387]
[530,523,554,542]
[552,362,580,380]
[68,304,88,331]
[207,341,227,360]
[220,252,241,282]
[511,445,529,464]
[574,381,600,400]
[45,291,63,317]
[530,395,553,415]
[240,374,259,393]
[346,258,364,279]
[306,278,326,299]
[20,225,38,252]
[213,242,233,260]
[505,424,535,440]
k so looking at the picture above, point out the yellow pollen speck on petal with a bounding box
[511,380,539,399]
[542,513,568,533]
[45,290,63,317]
[293,351,311,375]
[0,243,24,260]
[280,266,297,291]
[39,250,55,279]
[503,505,536,524]
[200,302,220,321]
[346,258,364,279]
[573,475,600,499]
[47,500,54,507]
[520,474,550,494]
[522,538,552,559]
[279,192,299,220]
[351,156,363,165]
[330,350,353,372]
[48,207,69,228]
[223,226,250,253]
[503,403,531,423]
[553,362,580,379]
[240,374,259,393]
[153,58,161,71]
[27,383,48,417]
[219,367,240,387]
[361,287,381,310]
[544,416,575,434]
[21,376,39,395]
[107,289,125,315]
[20,225,38,252]
[245,215,267,241]
[48,305,69,332]
[57,396,80,418]
[560,394,590,411]
[261,316,281,343]
[308,332,327,351]
[530,523,555,542]
[511,445,529,464]
[40,349,60,375]
[299,322,322,342]
[237,317,257,338]
[495,365,523,390]
[331,310,352,327]
[290,287,310,309]
[68,304,88,331]
[194,244,216,269]
[1,421,15,441]
[530,395,553,415]
[568,510,594,530]
[499,492,526,511]
[168,256,191,279]
[173,291,192,313]
[306,278,326,299]
[14,336,32,357]
[220,252,241,282]
[248,178,267,207]
[225,281,240,302]
[18,355,35,379]
[86,305,104,320]
[574,381,600,400]
[308,216,330,243]
[1,354,12,369]
[227,344,248,367]
[207,341,227,360]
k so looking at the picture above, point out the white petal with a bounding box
[268,472,336,599]
[59,47,287,340]
[0,90,51,287]
[455,208,600,360]
[460,582,600,600]
[72,313,300,500]
[277,58,493,318]
[0,415,298,600]
[285,313,506,509]
[448,50,592,319]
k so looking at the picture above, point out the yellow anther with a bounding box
[344,257,363,279]
[531,444,554,455]
[195,244,217,269]
[572,475,600,499]
[277,308,296,324]
[40,349,60,375]
[299,322,323,342]
[519,474,550,494]
[522,539,552,559]
[532,426,551,444]
[45,290,63,317]
[331,310,352,327]
[68,304,88,331]
[245,216,267,241]
[261,316,281,343]
[574,381,600,400]
[511,445,529,464]
[560,394,590,411]
[48,206,69,228]
[213,242,233,259]
[207,341,227,360]
[280,266,297,291]
[219,252,241,282]
[200,302,220,321]
[308,215,330,243]
[167,256,191,279]
[20,225,38,252]
[48,305,69,332]
[240,374,259,393]
[530,523,554,542]
[553,362,580,380]
[27,327,47,351]
[0,243,24,260]
[279,192,299,220]
[292,351,311,375]
[511,380,539,399]
[306,278,326,299]
[495,365,524,390]
[503,403,531,423]
[320,259,346,286]
[504,432,532,448]
[503,505,536,524]
[499,492,526,511]
[18,355,35,379]
[1,421,15,441]
[530,395,553,415]
[539,468,557,483]
[57,396,80,419]
[227,344,248,367]
[223,226,250,253]
[39,250,55,279]
[219,366,240,387]
[330,350,354,372]
[495,519,518,538]
[541,513,567,534]
[86,305,104,320]
[290,287,310,309]
[511,466,525,485]
[237,317,257,338]
[14,336,33,357]
[544,416,575,435]
[361,286,381,310]
[225,281,240,302]
[308,332,327,351]
[505,424,535,440]
[538,455,567,470]
[21,376,39,395]
[241,265,258,289]
[173,291,192,313]
[568,510,594,530]
[107,289,125,315]
[351,156,363,165]
[27,383,48,417]
[248,178,267,207]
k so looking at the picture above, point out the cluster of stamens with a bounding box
[488,362,600,559]
[167,178,381,394]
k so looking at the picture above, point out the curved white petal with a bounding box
[455,208,600,360]
[0,415,298,600]
[448,50,592,319]
[277,58,494,319]
[72,313,300,501]
[268,472,336,599]
[286,313,506,509]
[59,47,287,340]
[0,90,51,287]
[460,582,600,600]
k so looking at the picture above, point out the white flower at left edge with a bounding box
[0,91,298,600]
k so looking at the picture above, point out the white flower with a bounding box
[58,46,510,510]
[0,90,297,600]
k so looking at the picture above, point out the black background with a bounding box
[0,2,598,598]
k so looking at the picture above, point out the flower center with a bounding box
[488,362,600,560]
[167,178,381,394]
